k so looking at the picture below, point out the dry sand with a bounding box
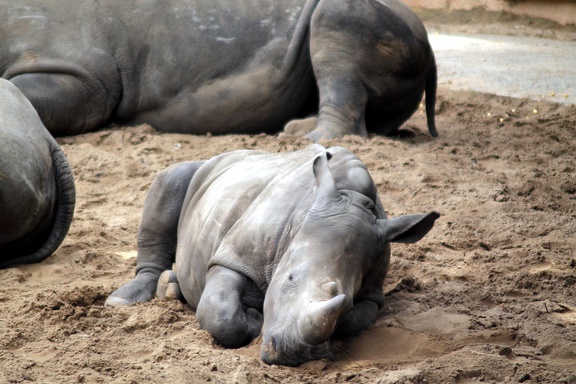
[1,10,575,384]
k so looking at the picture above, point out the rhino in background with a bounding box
[1,0,437,141]
[106,145,439,366]
[0,79,75,268]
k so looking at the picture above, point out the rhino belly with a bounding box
[115,0,317,133]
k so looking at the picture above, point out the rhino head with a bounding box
[261,152,439,366]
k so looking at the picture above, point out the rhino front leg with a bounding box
[105,161,204,307]
[334,299,380,337]
[197,266,263,349]
[334,288,386,337]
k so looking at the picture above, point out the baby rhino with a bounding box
[106,145,439,366]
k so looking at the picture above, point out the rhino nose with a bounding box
[261,336,303,366]
[261,336,278,365]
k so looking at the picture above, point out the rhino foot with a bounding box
[282,117,345,143]
[105,272,159,307]
[156,270,184,302]
[283,117,318,138]
[334,299,379,337]
[197,266,264,348]
[305,128,337,143]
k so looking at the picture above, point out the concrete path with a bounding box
[428,33,576,105]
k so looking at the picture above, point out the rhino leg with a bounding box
[306,74,368,142]
[303,0,373,141]
[196,266,263,349]
[105,161,204,307]
[8,67,121,136]
[334,299,380,337]
[306,0,433,141]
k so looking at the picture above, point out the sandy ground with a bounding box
[1,9,575,384]
[429,33,576,105]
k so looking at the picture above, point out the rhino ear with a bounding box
[312,152,338,200]
[378,212,440,244]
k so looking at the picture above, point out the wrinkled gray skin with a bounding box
[0,79,75,268]
[106,145,439,366]
[1,0,437,141]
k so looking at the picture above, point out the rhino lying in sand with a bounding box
[1,0,437,140]
[106,145,439,366]
[0,79,75,268]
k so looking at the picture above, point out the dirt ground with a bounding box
[1,9,575,384]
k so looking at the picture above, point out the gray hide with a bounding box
[106,145,439,366]
[1,0,437,140]
[0,79,76,268]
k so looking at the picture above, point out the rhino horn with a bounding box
[323,281,338,297]
[377,212,440,244]
[301,293,347,345]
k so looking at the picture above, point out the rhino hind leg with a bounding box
[156,270,184,302]
[196,266,263,349]
[305,74,368,142]
[307,0,435,141]
[9,69,121,136]
[105,161,205,307]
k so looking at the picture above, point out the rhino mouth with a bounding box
[261,334,333,366]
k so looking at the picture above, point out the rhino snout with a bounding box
[261,336,280,365]
[261,334,333,367]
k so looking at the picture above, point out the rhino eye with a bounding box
[281,271,301,294]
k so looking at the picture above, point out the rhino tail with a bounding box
[425,53,439,138]
[43,137,76,259]
[2,137,76,267]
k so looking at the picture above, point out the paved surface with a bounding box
[429,33,576,105]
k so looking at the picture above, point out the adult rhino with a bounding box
[0,79,75,268]
[106,145,439,366]
[1,0,437,141]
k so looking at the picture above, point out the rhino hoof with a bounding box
[105,272,159,307]
[156,270,183,301]
[104,295,132,307]
[283,117,318,137]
